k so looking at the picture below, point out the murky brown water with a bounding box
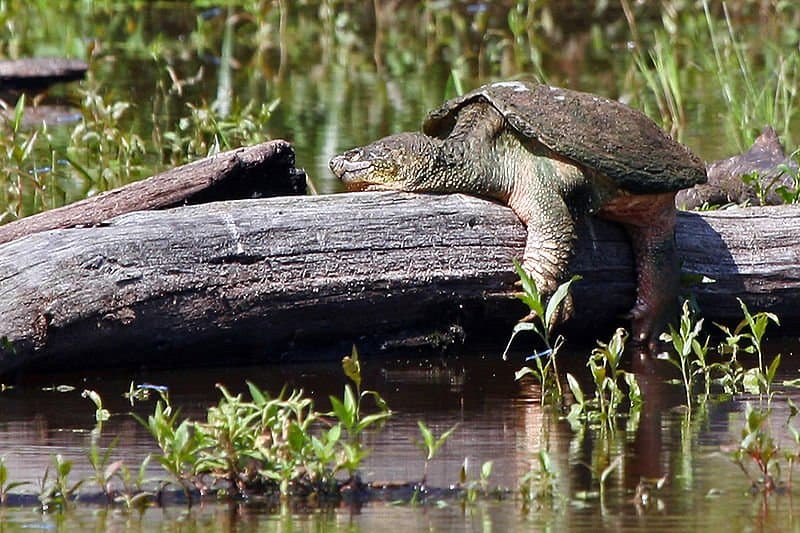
[3,340,800,530]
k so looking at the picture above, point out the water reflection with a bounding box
[3,342,800,529]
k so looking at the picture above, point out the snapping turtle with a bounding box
[330,81,707,348]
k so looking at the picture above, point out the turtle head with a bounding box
[330,133,439,192]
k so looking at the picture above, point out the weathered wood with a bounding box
[0,140,305,245]
[0,192,797,375]
[0,58,87,90]
[677,127,798,209]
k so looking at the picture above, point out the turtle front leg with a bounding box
[602,192,680,351]
[511,189,577,324]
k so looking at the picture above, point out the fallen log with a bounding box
[0,191,797,375]
[0,58,87,91]
[0,140,305,245]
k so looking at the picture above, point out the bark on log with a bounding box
[0,192,798,375]
[0,58,88,91]
[0,140,305,245]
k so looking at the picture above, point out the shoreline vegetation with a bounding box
[0,0,797,222]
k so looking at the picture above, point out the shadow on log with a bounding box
[0,191,798,375]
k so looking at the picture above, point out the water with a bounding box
[2,1,800,530]
[3,343,800,530]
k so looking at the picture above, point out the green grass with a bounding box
[2,1,799,221]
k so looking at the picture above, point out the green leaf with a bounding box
[12,94,25,134]
[4,481,30,493]
[343,384,357,418]
[513,260,544,319]
[417,421,434,455]
[362,390,391,414]
[246,381,267,406]
[329,395,353,429]
[544,275,580,330]
[566,402,583,422]
[514,366,536,381]
[767,354,782,383]
[355,412,391,433]
[342,346,362,389]
[481,460,493,480]
[566,373,584,405]
[326,423,342,445]
[287,422,307,453]
[742,368,762,394]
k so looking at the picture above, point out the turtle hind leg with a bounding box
[601,192,680,351]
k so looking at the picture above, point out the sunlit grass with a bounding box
[1,1,798,219]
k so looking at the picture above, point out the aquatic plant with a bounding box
[112,456,154,510]
[460,459,493,504]
[86,434,121,503]
[504,260,579,406]
[133,348,391,500]
[519,449,559,511]
[716,299,781,401]
[731,403,780,492]
[415,420,458,486]
[566,328,642,432]
[659,301,711,408]
[37,454,85,512]
[136,395,204,500]
[657,298,782,409]
[329,346,392,479]
[82,389,111,423]
[0,457,29,504]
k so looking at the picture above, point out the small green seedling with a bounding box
[416,421,458,485]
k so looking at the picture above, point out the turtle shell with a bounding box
[423,81,707,194]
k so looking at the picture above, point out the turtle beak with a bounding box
[330,151,378,190]
[330,154,371,179]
